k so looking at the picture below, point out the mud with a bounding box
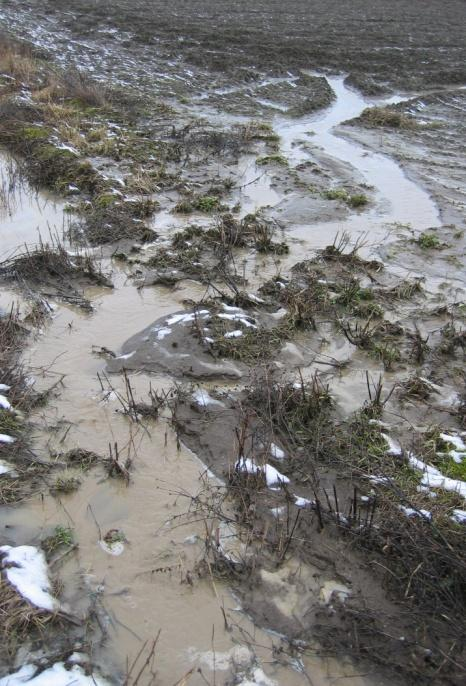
[2,0,466,104]
[0,4,465,686]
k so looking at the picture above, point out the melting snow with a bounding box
[0,460,17,476]
[381,433,402,456]
[116,350,135,360]
[0,434,16,444]
[452,509,466,524]
[166,310,209,326]
[440,433,466,451]
[269,443,285,460]
[224,329,243,338]
[98,540,124,556]
[236,457,289,487]
[192,389,225,408]
[399,505,432,520]
[237,668,277,686]
[408,453,466,498]
[221,303,243,313]
[0,662,109,686]
[295,496,313,508]
[155,326,172,340]
[218,313,257,328]
[0,395,12,410]
[0,545,58,611]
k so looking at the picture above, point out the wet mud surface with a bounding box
[1,0,466,102]
[0,4,465,686]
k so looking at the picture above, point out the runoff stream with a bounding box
[0,76,440,685]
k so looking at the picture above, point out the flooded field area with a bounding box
[0,3,465,686]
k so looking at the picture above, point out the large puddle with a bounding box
[0,72,443,686]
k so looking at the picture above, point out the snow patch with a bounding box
[192,389,224,408]
[236,457,289,487]
[0,545,58,611]
[0,395,12,410]
[408,453,466,498]
[0,662,109,686]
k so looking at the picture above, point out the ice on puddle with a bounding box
[98,540,125,556]
[0,545,58,611]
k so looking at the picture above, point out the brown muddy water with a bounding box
[0,75,443,685]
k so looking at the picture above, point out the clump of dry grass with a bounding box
[0,576,54,658]
[352,105,420,130]
[0,238,112,309]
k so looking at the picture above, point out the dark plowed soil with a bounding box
[3,0,466,96]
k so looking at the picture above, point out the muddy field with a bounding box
[0,2,465,686]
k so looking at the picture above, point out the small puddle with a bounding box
[0,153,69,257]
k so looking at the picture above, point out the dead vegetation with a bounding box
[0,576,55,661]
[0,238,112,309]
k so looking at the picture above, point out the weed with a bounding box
[50,473,81,495]
[42,525,74,555]
[355,106,419,130]
[323,188,349,202]
[370,343,401,371]
[194,195,221,212]
[352,301,384,318]
[415,232,444,249]
[335,280,373,307]
[256,154,288,166]
[64,448,101,470]
[348,193,368,208]
[399,374,435,400]
[323,189,368,208]
[388,278,424,300]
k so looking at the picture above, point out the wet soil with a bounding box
[0,4,465,686]
[2,0,466,103]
